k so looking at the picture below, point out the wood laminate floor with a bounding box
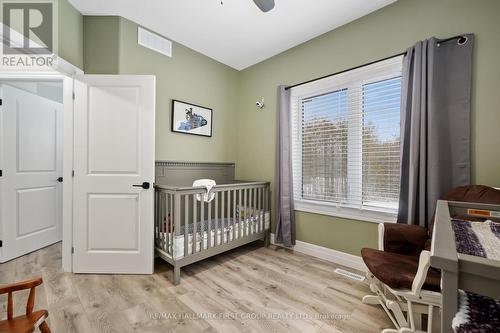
[0,242,392,333]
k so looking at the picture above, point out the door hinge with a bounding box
[71,247,74,254]
[0,240,2,247]
[72,170,75,177]
[72,92,75,100]
[0,98,2,105]
[0,170,2,177]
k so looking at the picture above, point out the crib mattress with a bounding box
[156,212,270,259]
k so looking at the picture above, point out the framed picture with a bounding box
[171,100,213,137]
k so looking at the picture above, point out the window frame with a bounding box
[290,56,403,223]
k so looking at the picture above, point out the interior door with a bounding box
[73,75,155,274]
[0,84,63,263]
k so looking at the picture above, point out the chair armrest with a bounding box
[379,223,429,256]
[0,277,43,294]
[412,250,432,295]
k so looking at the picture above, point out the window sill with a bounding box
[294,200,397,224]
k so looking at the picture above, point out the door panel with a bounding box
[87,194,139,251]
[17,103,57,172]
[17,186,57,237]
[88,86,140,174]
[0,85,63,263]
[73,75,155,274]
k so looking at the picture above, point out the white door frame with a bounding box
[0,57,82,272]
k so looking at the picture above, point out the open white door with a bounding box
[0,84,63,262]
[73,75,155,274]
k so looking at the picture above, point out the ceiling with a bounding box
[69,0,397,70]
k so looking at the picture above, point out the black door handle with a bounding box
[132,182,150,189]
[57,177,63,183]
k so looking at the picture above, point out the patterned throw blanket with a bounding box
[452,290,500,333]
[451,219,500,260]
[451,219,500,332]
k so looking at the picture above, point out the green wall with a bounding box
[83,17,240,162]
[235,0,500,255]
[83,16,120,74]
[57,0,83,69]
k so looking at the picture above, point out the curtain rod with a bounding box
[284,34,467,91]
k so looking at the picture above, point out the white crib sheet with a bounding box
[157,212,270,259]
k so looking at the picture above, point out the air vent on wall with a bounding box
[138,27,172,58]
[334,268,365,282]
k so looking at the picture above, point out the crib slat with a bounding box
[258,188,263,232]
[201,197,205,250]
[168,194,171,253]
[254,188,260,232]
[165,193,169,253]
[170,193,174,254]
[215,191,219,246]
[268,185,271,213]
[165,193,168,252]
[238,189,242,239]
[243,188,247,237]
[249,188,253,236]
[159,192,163,249]
[193,194,197,253]
[231,190,236,241]
[262,187,267,231]
[221,191,225,244]
[158,192,162,249]
[174,193,181,258]
[265,185,269,229]
[247,188,251,235]
[184,195,189,258]
[252,188,257,235]
[226,190,230,242]
[166,193,170,254]
[250,188,253,235]
[208,198,212,249]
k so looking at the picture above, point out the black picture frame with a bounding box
[171,99,213,137]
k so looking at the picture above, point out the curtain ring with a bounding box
[458,36,468,45]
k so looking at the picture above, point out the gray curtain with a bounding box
[275,85,295,247]
[398,34,474,227]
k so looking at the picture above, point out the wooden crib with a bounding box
[154,161,271,284]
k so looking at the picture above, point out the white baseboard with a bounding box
[270,233,367,272]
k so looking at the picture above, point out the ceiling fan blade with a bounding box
[253,0,275,12]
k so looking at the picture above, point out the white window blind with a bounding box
[291,56,403,217]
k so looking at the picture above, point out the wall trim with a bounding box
[270,233,367,272]
[156,160,235,168]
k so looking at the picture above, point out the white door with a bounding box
[73,75,155,274]
[0,84,63,263]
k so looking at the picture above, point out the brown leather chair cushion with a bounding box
[361,248,441,292]
[444,185,500,203]
[383,223,428,256]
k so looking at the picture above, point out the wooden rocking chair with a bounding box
[0,277,51,333]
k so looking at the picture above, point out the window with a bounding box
[291,56,403,222]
